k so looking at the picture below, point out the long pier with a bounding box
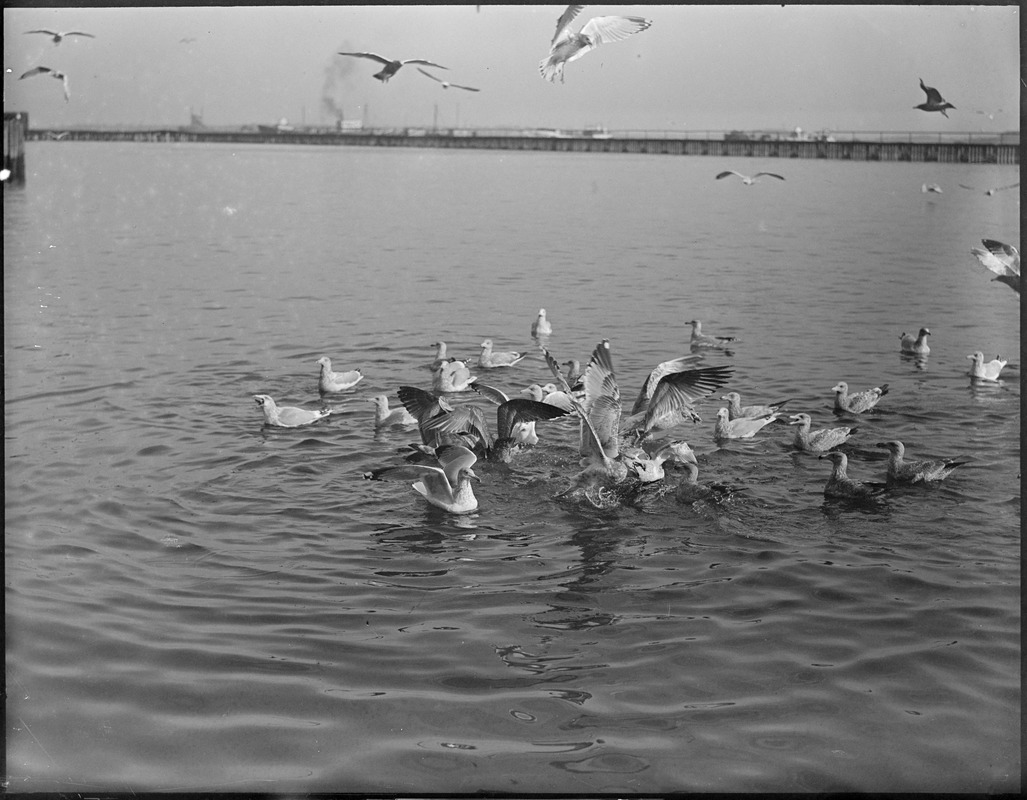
[24,126,1021,165]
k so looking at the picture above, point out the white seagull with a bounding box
[316,356,363,393]
[970,239,1020,294]
[832,381,889,414]
[433,359,478,393]
[416,67,479,92]
[369,394,418,429]
[959,182,1019,197]
[687,319,737,351]
[253,395,331,428]
[715,170,786,185]
[789,413,855,454]
[19,66,70,102]
[478,339,527,369]
[540,5,652,84]
[337,52,448,83]
[721,391,791,421]
[531,308,553,338]
[713,407,779,441]
[899,327,931,355]
[25,29,95,45]
[966,352,1007,382]
[364,443,481,514]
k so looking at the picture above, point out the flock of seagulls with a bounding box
[19,27,94,102]
[249,300,1002,513]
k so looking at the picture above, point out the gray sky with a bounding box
[3,5,1020,132]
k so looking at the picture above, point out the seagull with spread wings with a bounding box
[914,78,955,117]
[19,66,70,102]
[540,5,652,83]
[338,52,447,83]
[416,67,479,92]
[716,170,786,185]
[25,29,94,45]
[970,239,1019,294]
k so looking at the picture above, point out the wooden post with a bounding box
[3,111,29,183]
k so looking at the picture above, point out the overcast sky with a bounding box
[3,5,1020,133]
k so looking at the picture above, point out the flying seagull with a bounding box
[416,67,479,92]
[914,78,955,117]
[969,239,1019,294]
[958,182,1019,197]
[540,5,652,83]
[338,52,447,83]
[19,66,70,102]
[25,29,94,45]
[716,170,785,185]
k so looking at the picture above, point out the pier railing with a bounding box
[23,126,1020,165]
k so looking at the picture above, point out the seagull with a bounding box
[675,461,739,505]
[721,392,791,421]
[970,239,1020,294]
[819,452,888,500]
[469,381,570,455]
[876,440,968,484]
[531,308,553,338]
[914,78,955,118]
[959,183,1019,196]
[478,339,526,369]
[713,407,779,441]
[967,352,1007,382]
[18,66,70,102]
[433,359,478,392]
[921,183,943,194]
[832,381,888,414]
[899,327,931,355]
[315,356,363,393]
[521,383,576,413]
[337,52,448,83]
[563,359,582,387]
[540,5,652,83]
[369,394,418,429]
[364,443,480,514]
[715,170,786,185]
[789,413,855,453]
[630,439,697,483]
[687,319,736,351]
[25,29,95,45]
[416,67,480,92]
[253,394,331,428]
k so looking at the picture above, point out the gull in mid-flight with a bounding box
[959,182,1019,197]
[25,29,95,45]
[716,170,785,185]
[338,52,447,83]
[970,239,1020,294]
[540,5,652,83]
[416,68,479,92]
[914,78,955,117]
[19,66,70,101]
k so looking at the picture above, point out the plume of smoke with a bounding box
[322,45,357,123]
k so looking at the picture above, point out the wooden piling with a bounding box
[3,112,29,183]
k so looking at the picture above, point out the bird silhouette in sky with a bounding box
[19,66,70,102]
[914,78,955,117]
[25,29,94,45]
[417,68,480,92]
[337,52,448,83]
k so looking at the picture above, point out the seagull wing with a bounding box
[60,75,70,101]
[64,31,95,38]
[920,78,943,103]
[539,345,574,394]
[630,355,704,415]
[337,52,394,66]
[552,4,586,45]
[755,172,786,180]
[435,443,478,487]
[25,29,60,36]
[716,170,744,180]
[579,15,652,47]
[980,239,1020,272]
[992,183,1020,193]
[397,385,449,423]
[417,67,444,83]
[642,365,735,432]
[400,59,448,70]
[581,339,619,418]
[450,82,480,92]
[19,66,53,79]
[497,398,569,439]
[470,382,511,405]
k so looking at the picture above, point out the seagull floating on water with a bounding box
[714,407,779,441]
[478,339,527,369]
[531,308,553,339]
[370,394,418,429]
[819,452,887,500]
[337,52,448,83]
[876,440,968,484]
[966,351,1007,382]
[899,327,931,355]
[789,413,855,453]
[253,394,331,428]
[539,5,652,84]
[416,67,479,92]
[25,29,94,44]
[19,66,70,102]
[959,183,1019,197]
[316,356,363,393]
[970,239,1020,294]
[721,392,791,421]
[832,381,888,414]
[432,359,478,392]
[715,170,785,185]
[521,383,576,413]
[914,78,955,118]
[675,461,739,505]
[364,443,480,514]
[687,320,736,352]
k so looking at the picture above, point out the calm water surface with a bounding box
[4,142,1020,793]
